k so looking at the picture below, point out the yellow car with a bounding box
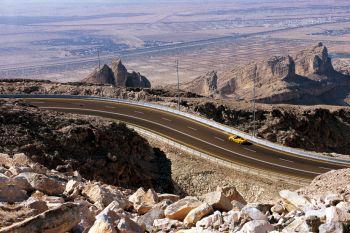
[228,135,248,144]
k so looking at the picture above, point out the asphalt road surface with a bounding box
[20,98,349,181]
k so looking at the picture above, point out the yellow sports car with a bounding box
[228,135,248,144]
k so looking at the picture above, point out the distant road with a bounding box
[13,97,349,182]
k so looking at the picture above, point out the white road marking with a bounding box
[162,117,172,122]
[105,106,116,109]
[41,106,322,176]
[244,147,256,153]
[134,110,144,114]
[187,126,197,131]
[214,136,225,142]
[279,158,294,163]
[319,166,331,170]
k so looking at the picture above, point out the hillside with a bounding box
[0,100,171,192]
[182,43,350,106]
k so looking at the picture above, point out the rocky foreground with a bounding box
[1,152,350,233]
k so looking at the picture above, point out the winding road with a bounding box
[10,97,350,181]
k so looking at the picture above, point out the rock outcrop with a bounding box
[182,43,350,105]
[83,64,116,86]
[177,71,218,97]
[83,59,151,88]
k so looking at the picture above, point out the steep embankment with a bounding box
[192,102,350,155]
[0,100,171,192]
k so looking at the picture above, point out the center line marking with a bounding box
[319,166,331,170]
[279,158,294,163]
[244,148,256,153]
[162,117,171,122]
[40,106,322,176]
[134,111,144,114]
[106,106,116,109]
[214,136,224,141]
[187,126,197,131]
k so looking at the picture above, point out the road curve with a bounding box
[15,98,349,180]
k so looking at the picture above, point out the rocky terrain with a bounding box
[180,43,350,106]
[190,102,350,155]
[0,92,350,232]
[83,59,151,88]
[0,79,349,155]
[1,151,350,232]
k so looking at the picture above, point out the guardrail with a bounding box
[1,93,350,166]
[130,124,311,186]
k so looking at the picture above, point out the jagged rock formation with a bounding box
[83,64,116,86]
[0,101,171,192]
[184,43,350,105]
[178,71,218,97]
[83,59,151,88]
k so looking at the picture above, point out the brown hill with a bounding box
[83,59,151,88]
[184,43,350,105]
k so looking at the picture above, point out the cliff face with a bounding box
[185,43,350,105]
[178,71,218,97]
[83,59,151,88]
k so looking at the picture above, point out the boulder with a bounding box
[88,218,117,233]
[24,198,48,214]
[12,174,32,191]
[202,191,233,212]
[158,193,180,202]
[64,180,83,198]
[279,190,311,210]
[271,203,286,214]
[239,220,274,233]
[0,203,80,233]
[223,210,241,224]
[128,188,158,214]
[82,183,126,209]
[241,206,268,221]
[0,185,28,202]
[117,216,145,233]
[74,200,98,232]
[137,200,172,232]
[9,166,33,176]
[25,173,65,196]
[165,197,202,221]
[319,222,345,233]
[183,203,214,227]
[282,216,320,233]
[196,211,222,229]
[324,194,343,206]
[95,201,124,223]
[216,186,246,204]
[231,200,245,211]
[325,206,350,223]
[152,218,184,232]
